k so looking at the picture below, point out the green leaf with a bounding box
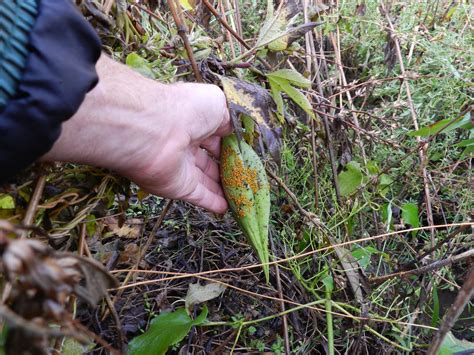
[129,307,208,355]
[221,134,271,282]
[267,69,311,88]
[460,144,474,157]
[454,138,474,147]
[0,195,15,209]
[455,136,474,157]
[351,247,372,270]
[378,174,393,196]
[179,0,193,10]
[268,78,314,119]
[126,53,155,79]
[337,161,363,197]
[438,332,474,355]
[443,4,458,21]
[401,202,419,236]
[407,112,472,137]
[242,114,256,145]
[431,285,440,327]
[270,82,285,122]
[366,161,379,175]
[61,338,95,355]
[85,214,97,237]
[322,273,334,293]
[381,202,393,231]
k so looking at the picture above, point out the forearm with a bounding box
[0,0,101,182]
[42,54,175,172]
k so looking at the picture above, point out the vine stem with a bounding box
[325,283,334,355]
[166,0,203,82]
[205,299,327,328]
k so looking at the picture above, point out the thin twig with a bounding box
[266,168,324,230]
[167,0,203,82]
[136,199,173,269]
[370,249,474,284]
[0,304,89,342]
[107,199,173,316]
[411,225,470,268]
[302,0,320,210]
[21,173,46,238]
[312,29,342,203]
[201,0,272,70]
[380,2,436,250]
[232,0,244,54]
[117,269,438,333]
[330,33,368,166]
[113,222,473,290]
[80,225,125,351]
[268,165,364,302]
[220,0,236,59]
[427,266,474,355]
[269,233,291,354]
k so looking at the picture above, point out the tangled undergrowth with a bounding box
[0,0,473,354]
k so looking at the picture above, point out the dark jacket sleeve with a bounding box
[0,0,102,182]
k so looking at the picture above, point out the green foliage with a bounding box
[408,112,472,137]
[337,161,363,197]
[431,285,440,327]
[0,195,14,209]
[125,53,155,78]
[439,332,474,355]
[178,0,193,11]
[322,273,334,293]
[401,202,420,236]
[270,335,285,355]
[267,69,314,120]
[61,338,95,355]
[38,0,472,353]
[351,246,380,270]
[128,307,208,355]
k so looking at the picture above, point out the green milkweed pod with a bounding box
[220,134,271,282]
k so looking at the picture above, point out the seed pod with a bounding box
[220,134,270,282]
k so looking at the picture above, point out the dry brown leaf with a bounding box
[220,76,282,163]
[103,216,143,238]
[185,282,226,309]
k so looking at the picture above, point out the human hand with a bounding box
[121,82,232,213]
[42,55,232,213]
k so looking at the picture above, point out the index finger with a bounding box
[213,105,233,137]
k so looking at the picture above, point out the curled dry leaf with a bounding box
[185,282,226,310]
[103,215,143,239]
[0,225,118,353]
[257,0,320,51]
[220,76,282,163]
[0,236,118,307]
